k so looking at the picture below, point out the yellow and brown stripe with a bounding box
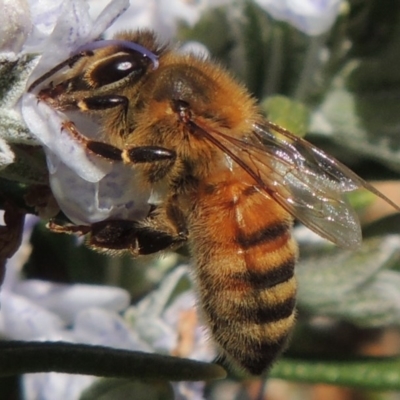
[189,172,298,375]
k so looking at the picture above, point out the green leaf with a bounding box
[270,356,400,391]
[345,188,376,211]
[310,7,400,172]
[261,95,309,137]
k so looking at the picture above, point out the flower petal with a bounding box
[23,372,95,400]
[49,157,152,224]
[0,0,32,53]
[21,95,109,182]
[0,293,65,340]
[14,280,131,324]
[74,307,153,351]
[21,0,155,225]
[255,0,342,35]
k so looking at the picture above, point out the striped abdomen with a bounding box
[188,171,298,375]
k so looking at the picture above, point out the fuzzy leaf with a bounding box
[322,270,400,327]
[0,53,39,145]
[0,53,47,184]
[297,235,400,327]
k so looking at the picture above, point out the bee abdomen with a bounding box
[191,183,298,374]
[203,267,297,375]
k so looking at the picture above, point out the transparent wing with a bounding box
[249,121,362,248]
[192,118,399,249]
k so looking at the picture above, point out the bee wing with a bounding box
[249,121,363,248]
[196,119,398,249]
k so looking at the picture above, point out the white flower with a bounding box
[20,0,155,225]
[11,0,223,225]
[23,372,95,400]
[0,218,132,340]
[2,2,215,392]
[27,0,64,37]
[0,0,32,53]
[0,214,146,400]
[1,216,212,399]
[125,266,215,400]
[24,0,129,60]
[126,266,214,360]
[254,0,343,36]
[89,0,232,39]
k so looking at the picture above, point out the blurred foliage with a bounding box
[1,0,400,398]
[260,95,310,137]
[270,355,400,391]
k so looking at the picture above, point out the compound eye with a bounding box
[91,52,150,87]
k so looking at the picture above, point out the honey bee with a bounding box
[27,30,399,375]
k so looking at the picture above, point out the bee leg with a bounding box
[76,94,136,136]
[47,220,92,236]
[132,199,188,256]
[78,95,128,112]
[88,217,187,256]
[88,200,188,256]
[62,121,176,163]
[47,213,186,256]
[122,146,176,164]
[87,220,175,255]
[76,95,130,135]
